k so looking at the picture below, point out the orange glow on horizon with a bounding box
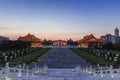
[0,32,104,41]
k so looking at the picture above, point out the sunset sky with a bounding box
[0,0,120,40]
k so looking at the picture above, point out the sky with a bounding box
[0,0,120,40]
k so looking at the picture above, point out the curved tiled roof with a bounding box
[18,33,41,42]
[80,34,103,43]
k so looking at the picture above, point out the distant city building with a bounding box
[0,36,9,41]
[101,27,120,44]
[0,36,10,45]
[101,34,113,43]
[18,33,43,47]
[115,27,119,36]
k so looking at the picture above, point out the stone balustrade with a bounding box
[1,62,120,80]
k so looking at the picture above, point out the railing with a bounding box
[0,62,48,80]
[1,62,120,80]
[75,65,120,78]
[93,65,120,78]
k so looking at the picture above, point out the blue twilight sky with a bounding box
[0,0,120,40]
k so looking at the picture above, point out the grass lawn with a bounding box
[70,48,115,66]
[0,48,51,67]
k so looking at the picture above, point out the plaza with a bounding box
[30,48,90,68]
[1,47,120,80]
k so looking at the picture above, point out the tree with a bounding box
[102,42,115,50]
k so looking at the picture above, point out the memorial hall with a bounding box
[18,33,43,47]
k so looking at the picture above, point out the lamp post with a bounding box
[5,56,8,62]
[3,53,8,62]
[14,54,17,58]
[116,54,119,57]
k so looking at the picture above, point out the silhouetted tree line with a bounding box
[102,42,120,51]
[42,40,53,46]
[67,41,78,46]
[0,40,31,51]
[67,39,78,46]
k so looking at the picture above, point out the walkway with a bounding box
[31,48,90,68]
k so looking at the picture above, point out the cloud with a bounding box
[0,27,10,30]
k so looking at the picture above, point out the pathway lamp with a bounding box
[107,52,110,55]
[101,50,103,53]
[105,54,108,59]
[116,54,119,57]
[113,57,118,62]
[21,52,23,56]
[32,62,35,64]
[97,64,99,67]
[14,54,17,58]
[17,50,20,53]
[11,51,14,54]
[10,56,13,60]
[98,53,100,56]
[23,63,26,67]
[109,57,112,60]
[97,50,98,52]
[3,53,6,57]
[5,56,8,62]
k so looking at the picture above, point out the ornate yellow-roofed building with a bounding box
[18,33,43,47]
[52,40,67,46]
[78,34,103,48]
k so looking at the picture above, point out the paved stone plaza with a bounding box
[1,47,120,80]
[32,47,90,68]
